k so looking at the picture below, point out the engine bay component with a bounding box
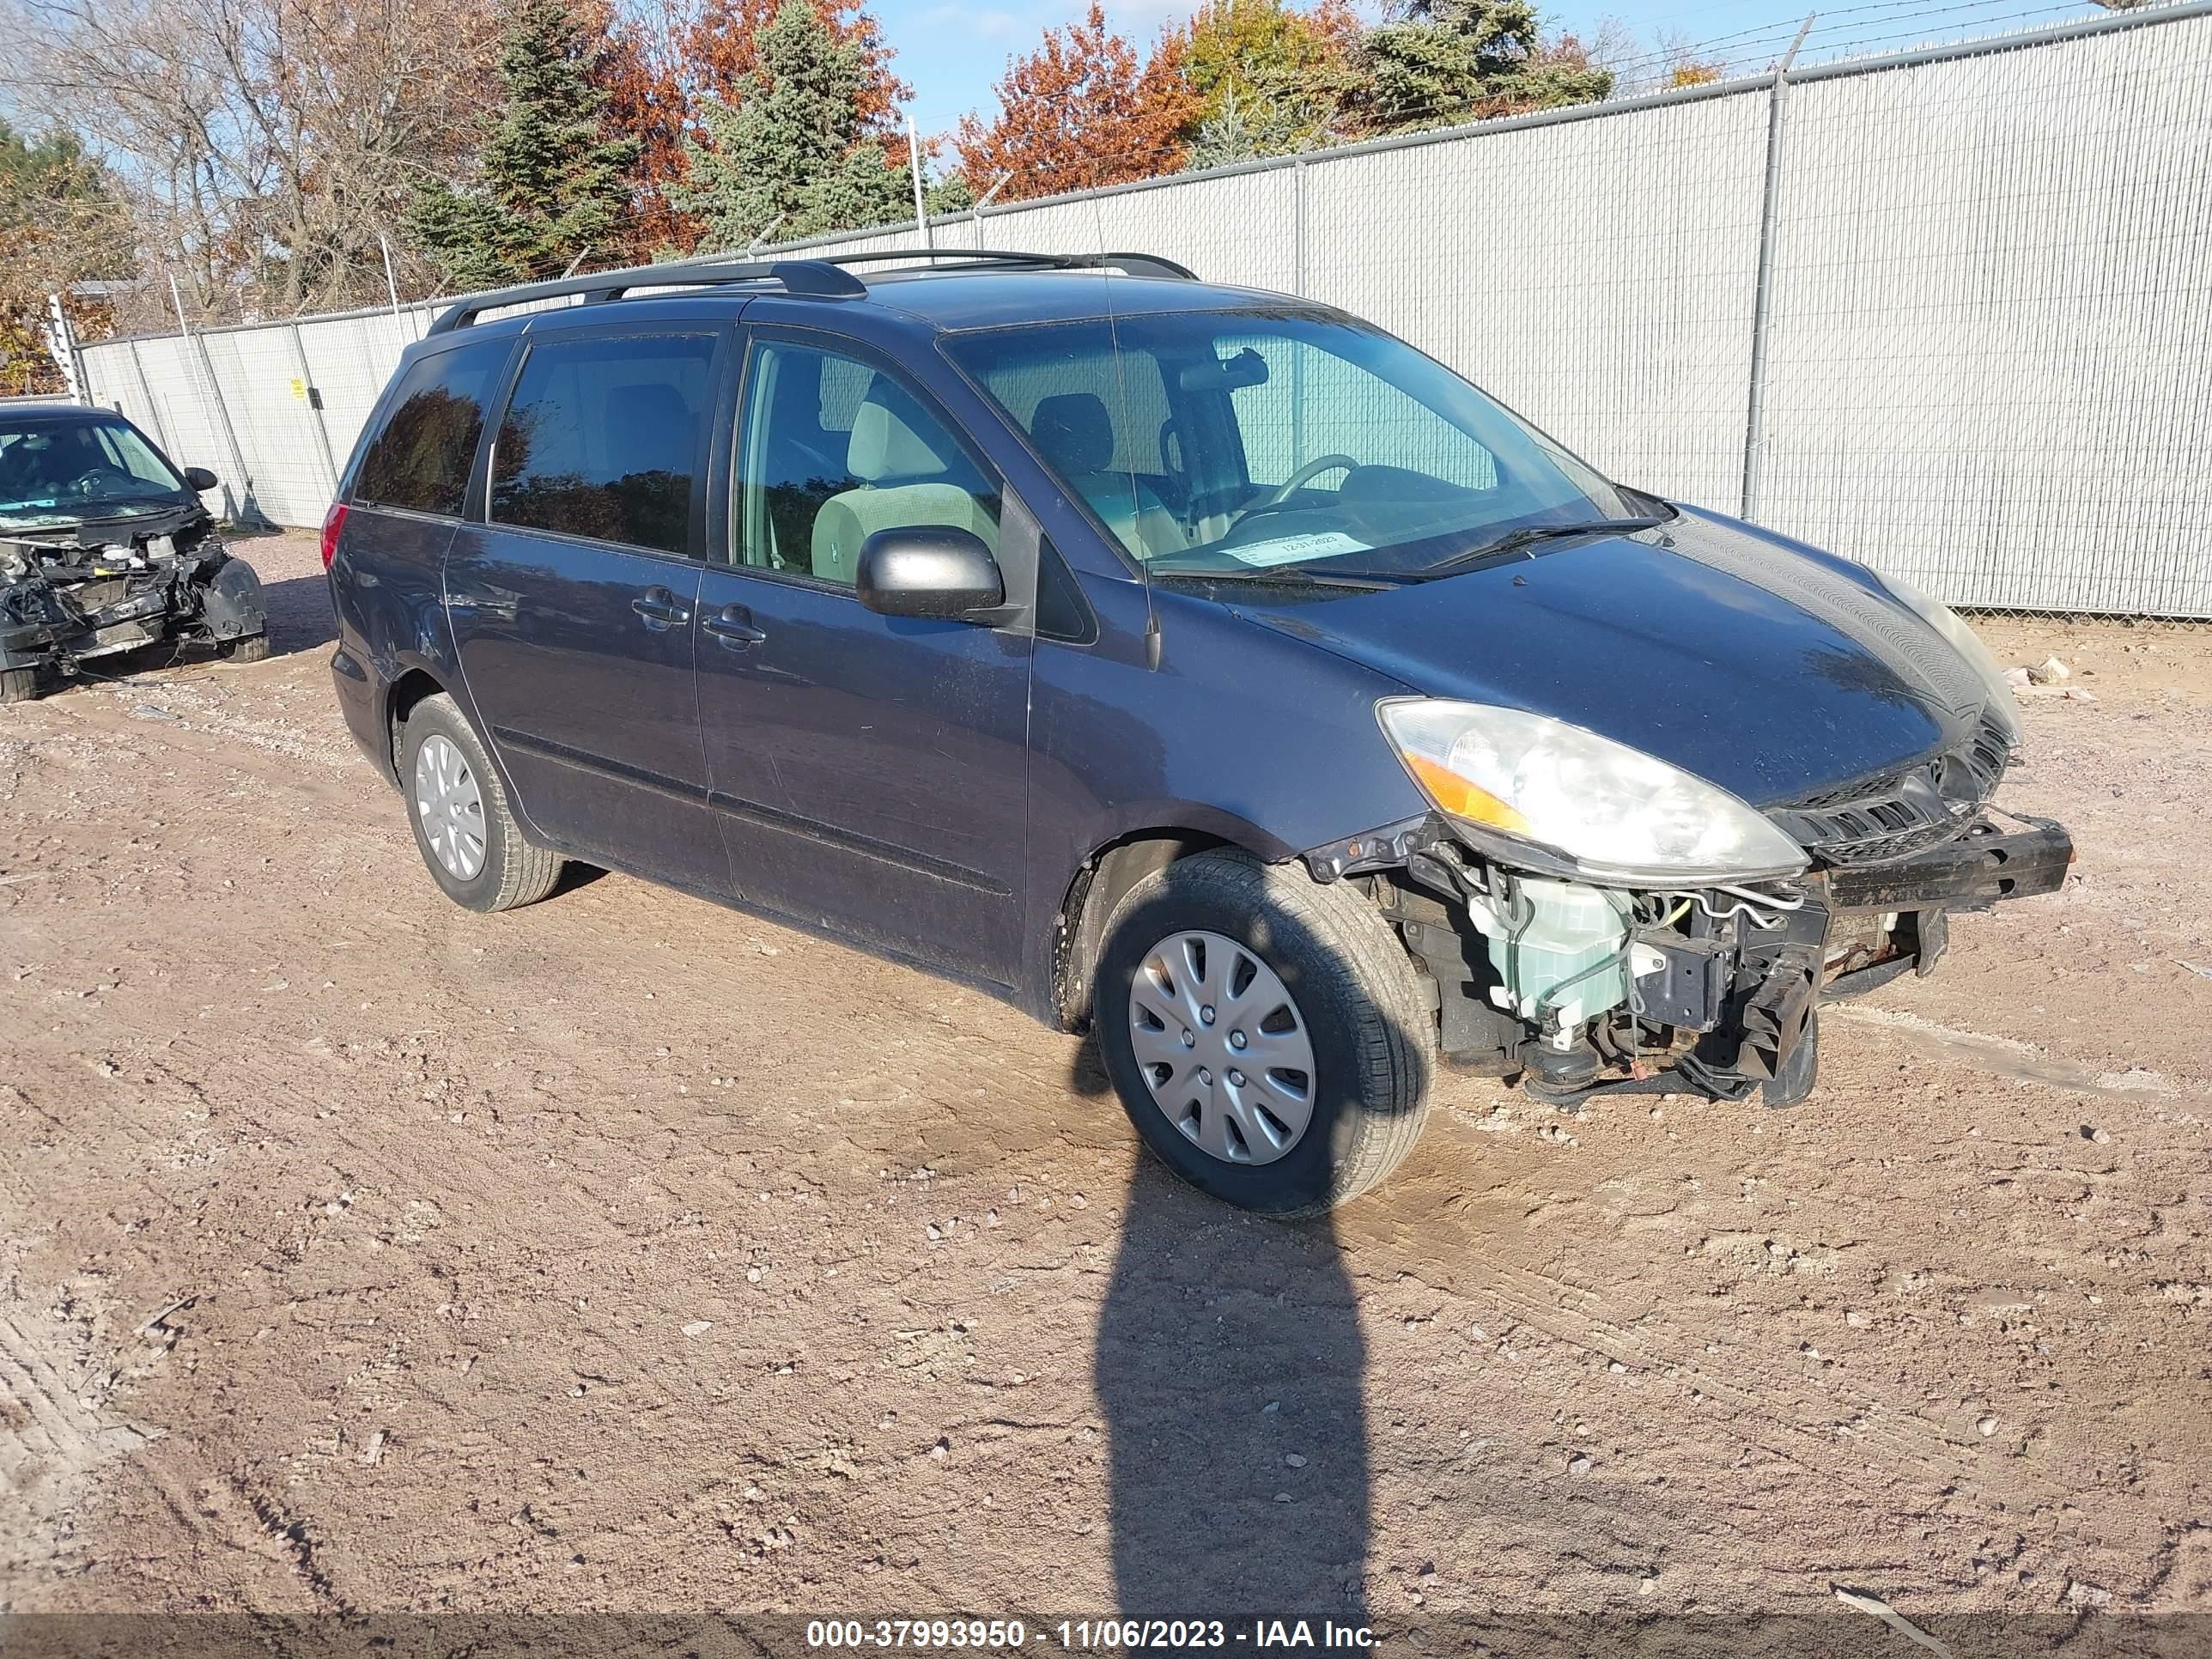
[1355,796,2074,1114]
[1468,875,1633,1030]
[1,505,266,696]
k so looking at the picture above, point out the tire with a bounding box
[219,632,272,663]
[397,692,564,913]
[1094,849,1435,1216]
[1,667,40,705]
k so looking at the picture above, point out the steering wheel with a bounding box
[1249,453,1360,512]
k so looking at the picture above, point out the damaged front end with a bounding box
[1,507,268,697]
[1307,705,2073,1109]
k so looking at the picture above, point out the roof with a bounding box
[425,251,1322,343]
[0,401,112,421]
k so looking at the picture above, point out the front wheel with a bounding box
[217,632,271,663]
[1093,850,1434,1216]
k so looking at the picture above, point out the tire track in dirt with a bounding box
[0,1310,156,1603]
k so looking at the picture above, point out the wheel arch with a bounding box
[385,666,447,780]
[1054,815,1302,1030]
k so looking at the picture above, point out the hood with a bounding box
[1226,507,1993,807]
[0,499,206,546]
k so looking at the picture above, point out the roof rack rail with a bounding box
[425,258,866,335]
[816,248,1199,281]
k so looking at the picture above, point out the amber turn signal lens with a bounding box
[1405,753,1531,833]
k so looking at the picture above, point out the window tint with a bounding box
[737,342,998,586]
[355,340,509,516]
[973,342,1172,479]
[946,313,1626,578]
[1222,332,1498,491]
[490,333,717,556]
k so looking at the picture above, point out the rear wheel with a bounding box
[0,667,40,704]
[1093,849,1434,1216]
[398,693,563,912]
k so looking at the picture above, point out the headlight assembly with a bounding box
[1378,699,1809,885]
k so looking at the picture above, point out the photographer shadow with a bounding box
[1075,1037,1372,1628]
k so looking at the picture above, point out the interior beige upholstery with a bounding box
[811,398,996,585]
[1028,392,1188,562]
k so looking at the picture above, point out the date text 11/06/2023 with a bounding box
[805,1620,1378,1650]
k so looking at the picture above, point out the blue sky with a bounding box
[890,0,2106,137]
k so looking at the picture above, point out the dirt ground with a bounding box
[3,531,2209,1642]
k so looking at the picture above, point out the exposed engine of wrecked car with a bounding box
[2,507,267,683]
[1,410,268,697]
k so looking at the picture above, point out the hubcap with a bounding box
[413,733,486,881]
[1127,929,1316,1166]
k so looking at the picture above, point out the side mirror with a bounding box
[182,465,218,491]
[855,527,1005,621]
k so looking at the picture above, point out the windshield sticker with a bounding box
[1224,531,1371,568]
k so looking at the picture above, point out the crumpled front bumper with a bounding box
[1812,806,2072,1000]
[1662,806,2073,1100]
[0,550,266,675]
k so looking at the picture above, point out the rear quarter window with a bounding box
[354,340,512,517]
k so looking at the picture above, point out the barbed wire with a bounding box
[1595,0,2107,82]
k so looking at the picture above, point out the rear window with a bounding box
[489,332,718,556]
[354,340,510,516]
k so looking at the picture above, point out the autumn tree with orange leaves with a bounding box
[956,3,1199,203]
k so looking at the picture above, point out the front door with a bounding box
[693,333,1032,987]
[447,322,730,887]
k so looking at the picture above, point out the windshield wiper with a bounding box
[1417,516,1663,579]
[1154,563,1404,592]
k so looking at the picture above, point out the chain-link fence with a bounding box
[67,0,2212,617]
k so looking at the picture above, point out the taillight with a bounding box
[320,501,349,570]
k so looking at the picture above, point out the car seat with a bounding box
[811,393,997,586]
[1028,392,1188,562]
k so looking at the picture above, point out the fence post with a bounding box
[167,271,267,528]
[286,322,343,506]
[43,295,87,402]
[1292,155,1309,297]
[1740,13,1817,523]
[125,340,176,456]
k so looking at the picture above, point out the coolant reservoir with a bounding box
[1484,878,1632,1028]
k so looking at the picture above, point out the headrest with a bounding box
[847,397,946,482]
[1030,392,1114,476]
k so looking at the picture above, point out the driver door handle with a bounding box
[702,603,767,648]
[633,586,692,631]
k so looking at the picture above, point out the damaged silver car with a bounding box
[0,403,269,702]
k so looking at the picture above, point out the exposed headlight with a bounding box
[1878,571,2018,740]
[1378,699,1808,884]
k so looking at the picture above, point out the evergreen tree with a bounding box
[673,0,913,250]
[410,0,639,289]
[1188,84,1304,169]
[1358,0,1611,134]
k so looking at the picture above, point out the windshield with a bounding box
[943,308,1642,582]
[0,415,192,527]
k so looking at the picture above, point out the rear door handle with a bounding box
[702,604,767,648]
[633,586,692,631]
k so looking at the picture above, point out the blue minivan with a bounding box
[324,251,2069,1214]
